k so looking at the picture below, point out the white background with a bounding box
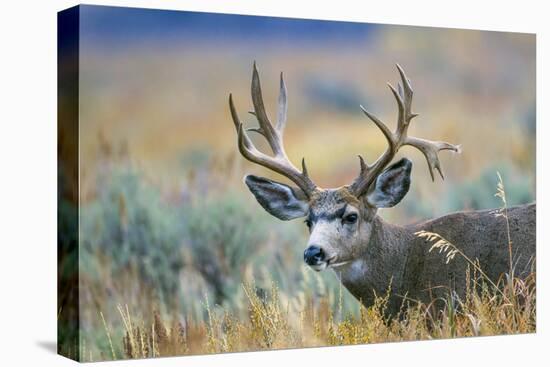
[0,0,547,365]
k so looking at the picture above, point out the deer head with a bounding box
[228,63,460,272]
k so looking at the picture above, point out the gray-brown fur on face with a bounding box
[305,188,374,268]
[303,159,413,269]
[246,159,414,272]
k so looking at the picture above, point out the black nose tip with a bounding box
[304,245,325,265]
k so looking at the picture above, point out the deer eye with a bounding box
[304,219,313,229]
[343,213,358,224]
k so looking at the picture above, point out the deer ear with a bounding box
[244,175,309,220]
[366,158,412,208]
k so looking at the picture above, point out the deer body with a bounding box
[335,203,535,313]
[228,63,536,312]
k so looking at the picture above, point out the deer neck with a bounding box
[333,215,415,307]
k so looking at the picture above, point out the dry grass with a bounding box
[81,266,535,362]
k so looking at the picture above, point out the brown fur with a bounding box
[331,202,536,314]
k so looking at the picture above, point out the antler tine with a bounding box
[276,72,288,132]
[360,105,395,148]
[250,62,281,155]
[396,63,417,123]
[229,63,317,197]
[351,64,460,196]
[351,107,394,195]
[395,65,461,181]
[388,63,418,139]
[404,137,461,181]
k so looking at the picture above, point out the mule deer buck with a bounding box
[228,63,536,314]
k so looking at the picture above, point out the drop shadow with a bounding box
[36,340,57,354]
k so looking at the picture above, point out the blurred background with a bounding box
[61,4,535,358]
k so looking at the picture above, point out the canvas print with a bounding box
[58,5,536,362]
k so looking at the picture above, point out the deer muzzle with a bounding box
[304,245,329,271]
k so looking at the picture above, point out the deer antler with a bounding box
[229,62,317,198]
[351,64,461,197]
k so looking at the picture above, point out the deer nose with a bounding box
[304,245,325,265]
